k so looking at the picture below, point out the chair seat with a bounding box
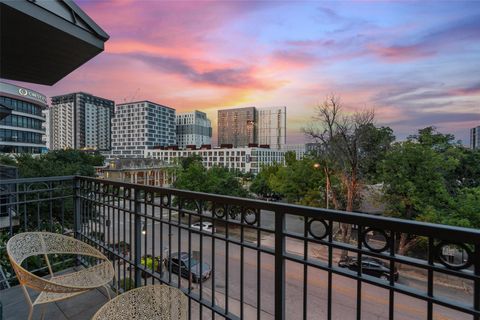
[33,264,113,305]
[35,289,87,305]
[49,262,114,289]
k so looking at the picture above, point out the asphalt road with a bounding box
[84,203,473,320]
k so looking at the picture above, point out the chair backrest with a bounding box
[7,232,106,266]
[6,232,111,292]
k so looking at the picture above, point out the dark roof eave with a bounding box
[2,0,108,48]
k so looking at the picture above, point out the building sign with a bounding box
[0,81,47,105]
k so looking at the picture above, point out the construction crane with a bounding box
[122,88,140,103]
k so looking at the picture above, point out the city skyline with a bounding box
[6,0,480,144]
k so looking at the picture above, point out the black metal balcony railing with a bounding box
[0,176,479,320]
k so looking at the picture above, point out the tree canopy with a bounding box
[173,156,248,198]
[380,127,480,254]
[0,150,104,178]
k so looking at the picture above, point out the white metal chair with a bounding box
[92,284,187,320]
[6,232,115,320]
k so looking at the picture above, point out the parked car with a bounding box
[338,256,399,281]
[190,221,216,233]
[167,252,211,282]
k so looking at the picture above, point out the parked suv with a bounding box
[167,252,211,283]
[338,256,399,281]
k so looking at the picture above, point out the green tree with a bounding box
[444,187,480,229]
[303,95,394,256]
[380,141,454,255]
[0,150,105,178]
[173,156,247,198]
[357,124,395,183]
[269,157,326,205]
[250,163,281,198]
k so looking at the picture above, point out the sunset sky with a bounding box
[14,0,480,144]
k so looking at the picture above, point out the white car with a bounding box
[191,222,216,233]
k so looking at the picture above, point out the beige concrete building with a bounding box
[96,158,173,186]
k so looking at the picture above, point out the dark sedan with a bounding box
[167,252,211,283]
[338,257,399,281]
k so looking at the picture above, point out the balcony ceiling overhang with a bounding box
[0,0,109,85]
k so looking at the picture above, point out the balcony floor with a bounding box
[2,285,112,320]
[2,268,113,320]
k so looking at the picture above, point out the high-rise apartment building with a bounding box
[0,82,47,154]
[111,101,176,158]
[471,126,480,150]
[49,92,114,150]
[218,107,256,147]
[217,106,287,148]
[257,106,286,149]
[176,111,212,148]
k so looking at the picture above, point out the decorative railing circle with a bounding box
[161,194,170,206]
[146,192,154,204]
[213,205,226,219]
[434,241,472,270]
[228,205,241,220]
[243,208,258,225]
[362,228,390,253]
[307,219,329,240]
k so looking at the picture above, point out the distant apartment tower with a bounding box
[218,106,286,148]
[0,82,47,154]
[471,126,480,149]
[257,106,286,149]
[217,107,256,147]
[50,92,114,150]
[176,111,212,148]
[111,101,176,158]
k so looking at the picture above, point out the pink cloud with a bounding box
[367,44,436,62]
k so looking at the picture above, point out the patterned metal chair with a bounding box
[92,285,187,320]
[6,232,115,320]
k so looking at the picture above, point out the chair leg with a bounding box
[103,285,111,300]
[27,306,33,320]
[40,304,47,320]
[21,285,34,320]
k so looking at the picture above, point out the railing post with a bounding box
[274,210,285,320]
[73,178,81,239]
[134,188,142,288]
